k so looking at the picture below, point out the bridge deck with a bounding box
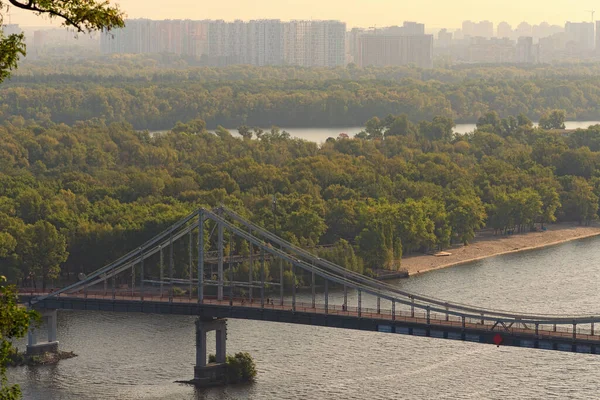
[23,291,600,354]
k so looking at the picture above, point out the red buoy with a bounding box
[493,334,503,346]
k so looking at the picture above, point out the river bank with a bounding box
[401,222,600,276]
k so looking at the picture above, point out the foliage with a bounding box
[0,277,39,400]
[225,352,257,384]
[0,109,599,284]
[208,352,257,384]
[539,110,566,130]
[4,61,600,129]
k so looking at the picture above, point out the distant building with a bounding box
[437,28,453,48]
[2,24,22,36]
[359,34,433,68]
[464,37,515,63]
[462,20,493,38]
[516,37,535,63]
[402,21,425,36]
[515,22,533,38]
[101,18,344,67]
[596,21,600,53]
[346,28,365,64]
[565,21,595,51]
[497,22,512,39]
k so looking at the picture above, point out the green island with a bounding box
[6,348,77,367]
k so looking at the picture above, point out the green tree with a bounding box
[539,110,566,130]
[0,277,39,400]
[19,221,68,290]
[536,184,561,227]
[560,176,599,225]
[0,0,125,82]
[447,194,486,245]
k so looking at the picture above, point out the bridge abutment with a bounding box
[193,317,228,386]
[27,309,59,355]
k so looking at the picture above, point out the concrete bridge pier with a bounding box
[193,318,227,386]
[27,309,59,355]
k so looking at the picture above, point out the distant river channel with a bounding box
[256,121,600,142]
[10,236,600,399]
[149,121,600,143]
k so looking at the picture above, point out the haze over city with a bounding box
[6,0,599,29]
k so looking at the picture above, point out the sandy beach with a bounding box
[401,222,600,276]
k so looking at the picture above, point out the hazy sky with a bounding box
[7,0,599,29]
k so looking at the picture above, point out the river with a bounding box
[149,121,600,142]
[265,121,600,143]
[10,236,600,399]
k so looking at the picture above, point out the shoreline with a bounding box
[401,223,600,277]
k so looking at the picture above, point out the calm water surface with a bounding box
[11,236,600,399]
[150,121,600,143]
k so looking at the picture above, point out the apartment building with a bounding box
[358,34,433,68]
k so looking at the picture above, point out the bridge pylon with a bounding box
[193,317,228,386]
[27,309,59,355]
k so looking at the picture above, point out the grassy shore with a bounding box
[402,222,600,276]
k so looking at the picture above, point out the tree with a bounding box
[19,221,68,290]
[560,176,599,225]
[238,125,252,140]
[0,277,39,400]
[364,117,383,140]
[0,0,125,82]
[536,184,561,227]
[447,194,486,245]
[539,110,566,130]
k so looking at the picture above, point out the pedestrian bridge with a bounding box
[23,207,600,383]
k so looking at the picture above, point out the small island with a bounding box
[178,352,257,387]
[7,348,77,367]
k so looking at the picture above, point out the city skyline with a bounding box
[6,0,599,30]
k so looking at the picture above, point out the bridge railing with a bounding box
[32,289,600,340]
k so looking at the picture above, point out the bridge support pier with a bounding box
[27,309,59,355]
[193,317,227,387]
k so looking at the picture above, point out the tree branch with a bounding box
[7,0,84,32]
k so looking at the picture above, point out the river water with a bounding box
[271,121,600,143]
[149,121,600,142]
[10,236,600,399]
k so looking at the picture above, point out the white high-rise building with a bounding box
[284,20,311,66]
[283,20,345,67]
[100,18,345,67]
[565,21,595,51]
[516,36,535,63]
[248,20,284,66]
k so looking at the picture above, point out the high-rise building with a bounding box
[462,20,493,38]
[516,22,533,37]
[247,20,284,66]
[565,21,595,51]
[358,34,433,68]
[284,20,310,66]
[516,36,535,63]
[402,21,425,36]
[346,28,365,64]
[497,22,512,39]
[437,28,453,48]
[597,21,600,53]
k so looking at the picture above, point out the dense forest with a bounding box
[1,110,600,288]
[3,58,600,129]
